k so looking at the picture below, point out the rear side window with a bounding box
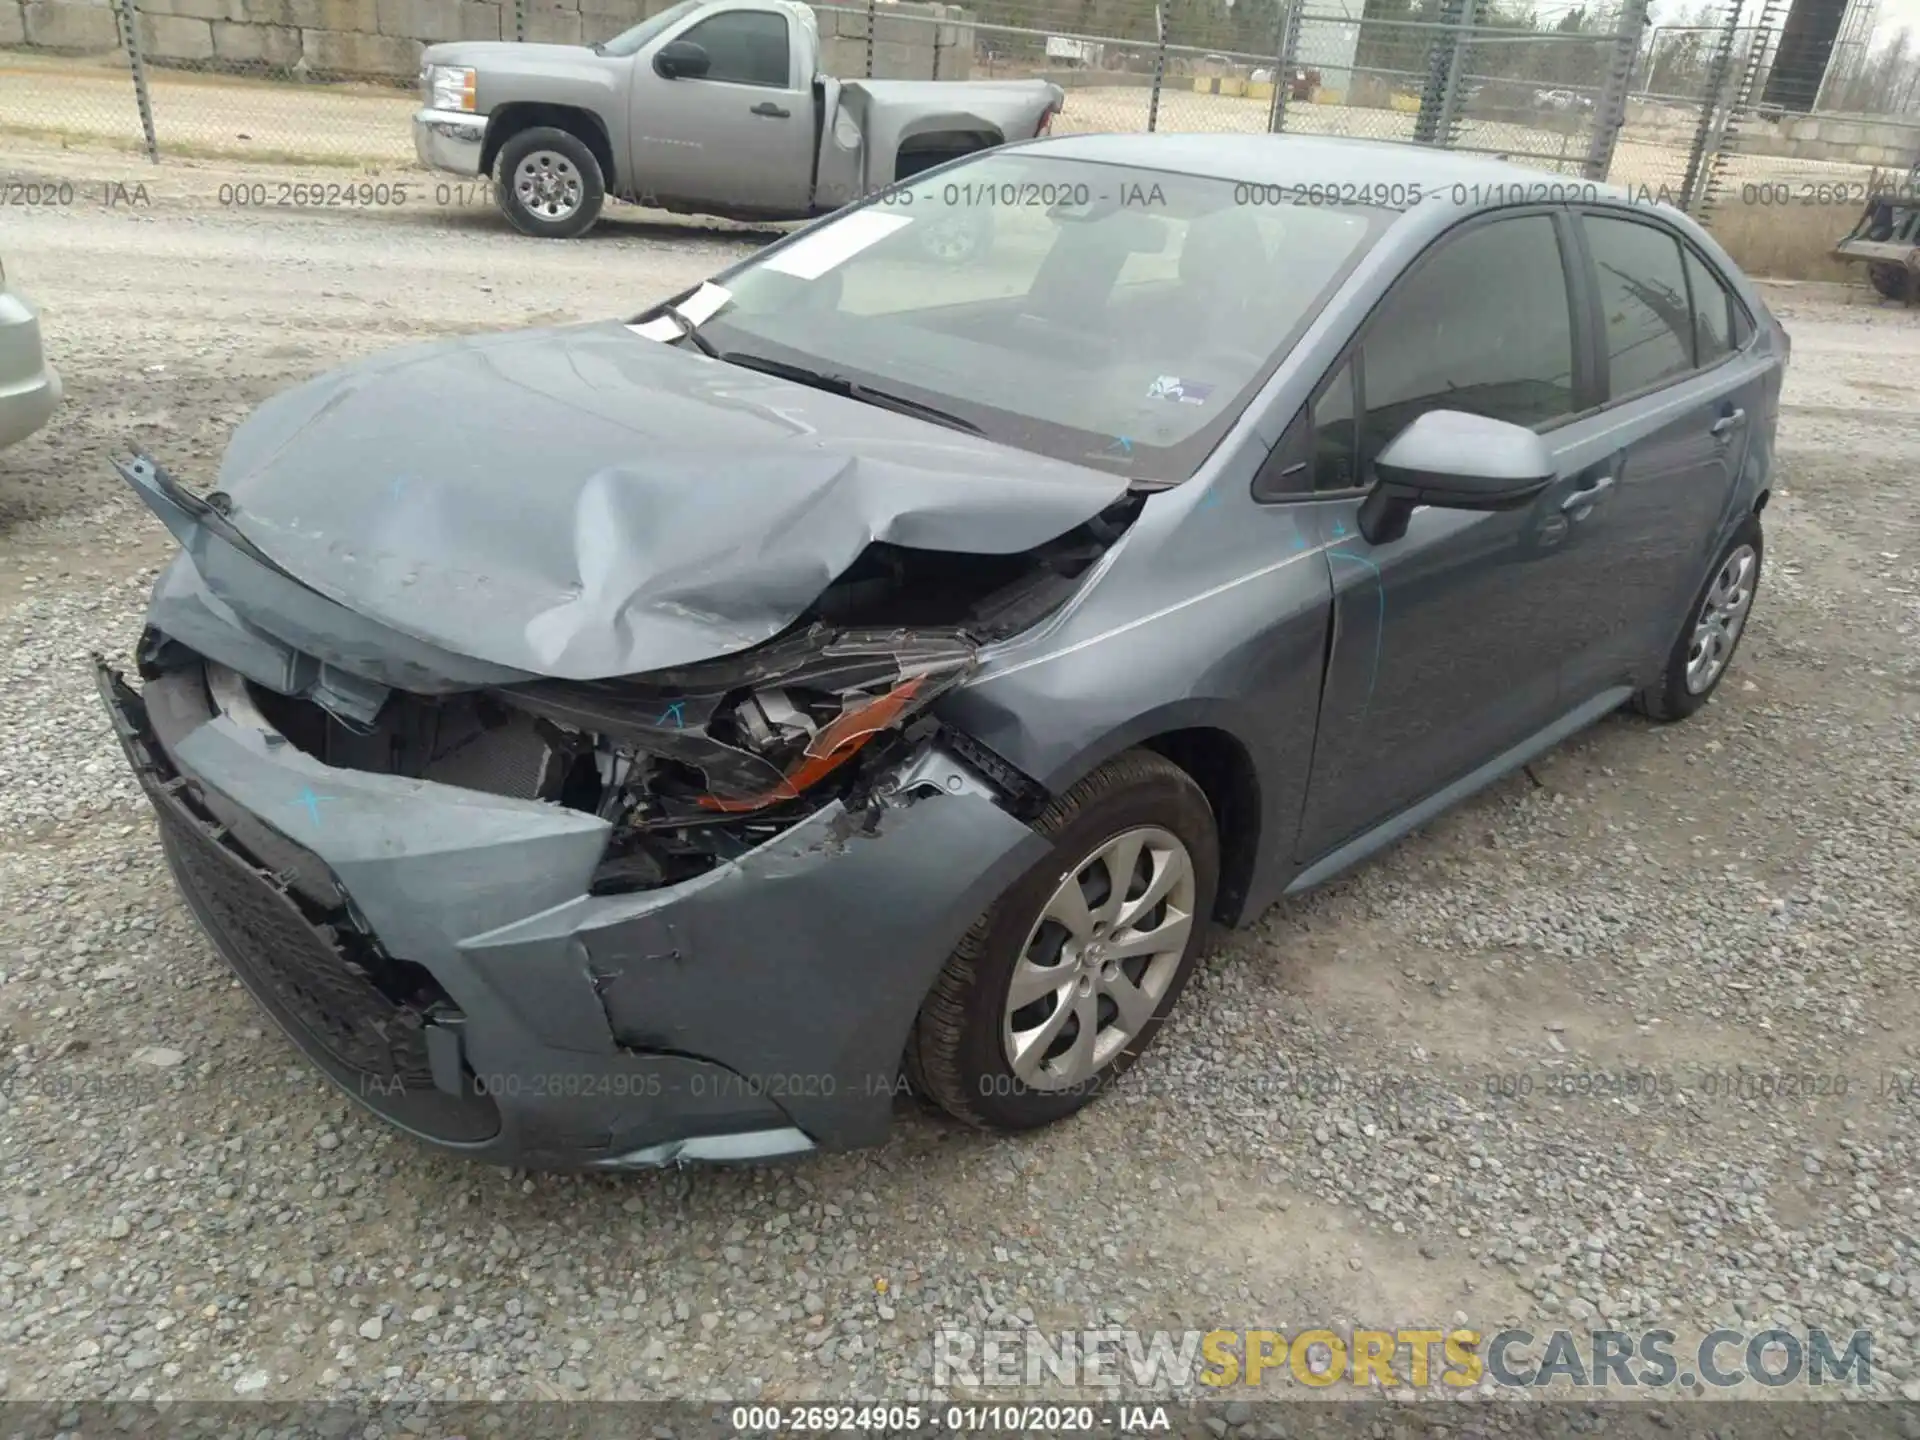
[1585,215,1694,397]
[1356,213,1577,470]
[681,9,790,86]
[1683,247,1735,365]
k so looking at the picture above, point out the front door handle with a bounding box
[1710,408,1747,437]
[1561,472,1615,515]
[751,101,791,118]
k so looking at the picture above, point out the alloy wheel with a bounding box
[1001,825,1196,1091]
[1685,543,1758,694]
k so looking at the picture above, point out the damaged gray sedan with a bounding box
[97,133,1783,1169]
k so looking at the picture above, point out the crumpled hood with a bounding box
[209,321,1128,680]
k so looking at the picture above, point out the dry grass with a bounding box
[1706,194,1864,284]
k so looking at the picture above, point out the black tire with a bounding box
[1633,514,1763,723]
[1868,262,1913,303]
[907,749,1219,1131]
[494,126,606,240]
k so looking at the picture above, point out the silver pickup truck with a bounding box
[412,0,1065,239]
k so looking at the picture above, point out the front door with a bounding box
[631,5,815,215]
[1286,209,1615,861]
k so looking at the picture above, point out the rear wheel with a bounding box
[1633,516,1763,723]
[495,127,606,240]
[908,750,1219,1131]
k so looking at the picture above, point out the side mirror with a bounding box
[654,39,710,78]
[1357,409,1557,546]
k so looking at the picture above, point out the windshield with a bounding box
[695,152,1387,482]
[598,0,701,55]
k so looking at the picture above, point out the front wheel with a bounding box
[495,127,606,240]
[908,749,1219,1131]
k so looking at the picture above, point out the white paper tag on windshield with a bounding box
[627,281,733,342]
[759,211,913,280]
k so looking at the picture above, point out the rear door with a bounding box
[1551,207,1771,703]
[631,4,815,214]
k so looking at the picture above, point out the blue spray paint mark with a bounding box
[1291,534,1310,551]
[1327,549,1385,708]
[1330,518,1348,539]
[1108,436,1133,456]
[292,787,335,826]
[657,701,686,729]
[1197,492,1220,510]
[389,475,409,502]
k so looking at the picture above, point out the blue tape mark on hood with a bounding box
[208,321,1130,681]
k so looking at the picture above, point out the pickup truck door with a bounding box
[631,2,816,216]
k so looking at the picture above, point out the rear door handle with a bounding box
[1561,472,1615,515]
[751,101,791,118]
[1710,408,1747,437]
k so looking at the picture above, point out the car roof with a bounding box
[1022,132,1630,209]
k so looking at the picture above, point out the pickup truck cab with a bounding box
[413,0,1065,238]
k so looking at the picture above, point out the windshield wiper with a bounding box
[719,351,984,435]
[656,303,720,358]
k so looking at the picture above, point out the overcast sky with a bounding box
[1640,0,1920,44]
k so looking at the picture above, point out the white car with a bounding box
[0,255,61,452]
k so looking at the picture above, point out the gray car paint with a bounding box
[102,134,1783,1169]
[419,0,1062,221]
[197,321,1127,680]
[941,133,1782,923]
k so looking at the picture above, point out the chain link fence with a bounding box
[0,0,155,157]
[7,0,1918,271]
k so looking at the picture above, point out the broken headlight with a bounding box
[493,625,977,820]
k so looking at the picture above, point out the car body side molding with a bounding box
[1284,685,1635,895]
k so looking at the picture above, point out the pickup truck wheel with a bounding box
[915,208,993,264]
[495,127,605,240]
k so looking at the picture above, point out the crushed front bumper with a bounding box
[96,658,1046,1169]
[412,107,487,176]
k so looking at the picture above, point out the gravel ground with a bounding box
[1,155,1917,1412]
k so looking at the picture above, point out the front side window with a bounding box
[1357,213,1576,470]
[597,0,702,56]
[692,152,1388,481]
[1585,214,1694,398]
[680,9,790,86]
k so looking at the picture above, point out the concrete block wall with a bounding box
[1754,111,1920,168]
[2,0,968,82]
[1620,97,1920,170]
[818,2,972,80]
[16,0,122,52]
